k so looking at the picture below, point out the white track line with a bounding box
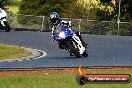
[33,49,47,59]
[0,47,47,63]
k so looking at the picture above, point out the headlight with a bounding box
[58,32,65,38]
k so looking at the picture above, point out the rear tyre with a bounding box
[4,21,10,32]
[82,51,88,57]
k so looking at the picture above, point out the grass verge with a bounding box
[0,44,32,60]
[0,67,131,88]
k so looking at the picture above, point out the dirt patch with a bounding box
[0,68,77,77]
[0,67,132,77]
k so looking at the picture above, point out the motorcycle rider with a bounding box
[49,12,87,49]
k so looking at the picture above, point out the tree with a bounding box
[0,0,7,9]
[19,0,74,17]
[119,0,132,22]
[100,0,112,5]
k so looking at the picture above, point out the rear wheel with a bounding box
[4,21,10,32]
[66,41,81,58]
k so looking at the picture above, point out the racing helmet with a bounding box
[50,12,60,25]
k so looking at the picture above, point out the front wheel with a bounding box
[66,41,81,58]
[4,21,10,32]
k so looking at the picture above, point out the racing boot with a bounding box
[81,39,88,48]
[70,52,74,56]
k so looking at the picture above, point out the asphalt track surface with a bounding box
[0,31,132,68]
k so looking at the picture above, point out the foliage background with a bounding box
[1,0,132,35]
[1,0,132,22]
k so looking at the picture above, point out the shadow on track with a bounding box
[44,56,76,59]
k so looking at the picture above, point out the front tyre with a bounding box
[4,21,10,32]
[67,41,81,58]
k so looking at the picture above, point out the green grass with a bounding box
[0,44,32,60]
[0,74,76,88]
[0,68,131,88]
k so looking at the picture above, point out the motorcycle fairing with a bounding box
[72,35,85,54]
[54,25,74,40]
[0,8,7,26]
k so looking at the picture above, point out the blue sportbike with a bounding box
[52,24,88,58]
